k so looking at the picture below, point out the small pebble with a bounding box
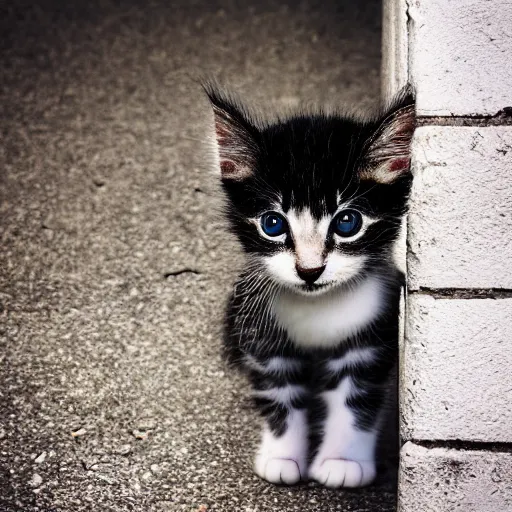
[96,474,114,484]
[71,428,87,437]
[132,429,149,440]
[34,452,47,464]
[117,444,132,455]
[30,473,43,488]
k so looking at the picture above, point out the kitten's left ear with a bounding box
[203,84,259,182]
[360,85,416,184]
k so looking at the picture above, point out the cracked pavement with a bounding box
[0,1,395,510]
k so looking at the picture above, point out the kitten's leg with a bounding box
[247,356,309,485]
[254,407,308,484]
[309,376,381,488]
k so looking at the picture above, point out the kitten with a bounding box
[205,85,415,488]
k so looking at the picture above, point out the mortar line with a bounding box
[417,111,512,127]
[409,287,512,300]
[408,439,512,454]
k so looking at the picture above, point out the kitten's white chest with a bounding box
[271,277,384,348]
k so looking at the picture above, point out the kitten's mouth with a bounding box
[297,282,332,294]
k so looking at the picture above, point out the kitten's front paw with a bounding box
[254,455,305,485]
[309,459,376,488]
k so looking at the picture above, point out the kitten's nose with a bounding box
[296,264,326,285]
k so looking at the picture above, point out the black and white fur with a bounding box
[205,84,415,488]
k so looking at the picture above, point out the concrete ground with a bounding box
[0,1,393,510]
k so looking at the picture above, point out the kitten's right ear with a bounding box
[203,84,259,182]
[359,84,416,184]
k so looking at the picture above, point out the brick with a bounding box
[408,126,512,290]
[402,296,512,442]
[399,442,512,512]
[408,0,512,116]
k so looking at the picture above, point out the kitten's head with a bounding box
[206,85,415,296]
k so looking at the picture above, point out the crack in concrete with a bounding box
[163,269,201,278]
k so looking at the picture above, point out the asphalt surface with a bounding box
[0,1,394,510]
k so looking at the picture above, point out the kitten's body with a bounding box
[206,86,415,487]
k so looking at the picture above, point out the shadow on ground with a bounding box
[0,1,394,510]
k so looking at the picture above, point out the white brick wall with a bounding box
[403,296,512,442]
[399,443,512,512]
[383,0,512,509]
[408,0,512,116]
[408,126,512,290]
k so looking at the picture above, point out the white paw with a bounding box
[309,458,376,488]
[254,409,308,485]
[254,455,305,485]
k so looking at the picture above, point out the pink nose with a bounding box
[296,265,325,285]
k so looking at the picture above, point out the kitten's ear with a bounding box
[360,85,416,184]
[203,84,259,182]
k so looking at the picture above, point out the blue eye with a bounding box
[334,209,363,237]
[261,212,287,237]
